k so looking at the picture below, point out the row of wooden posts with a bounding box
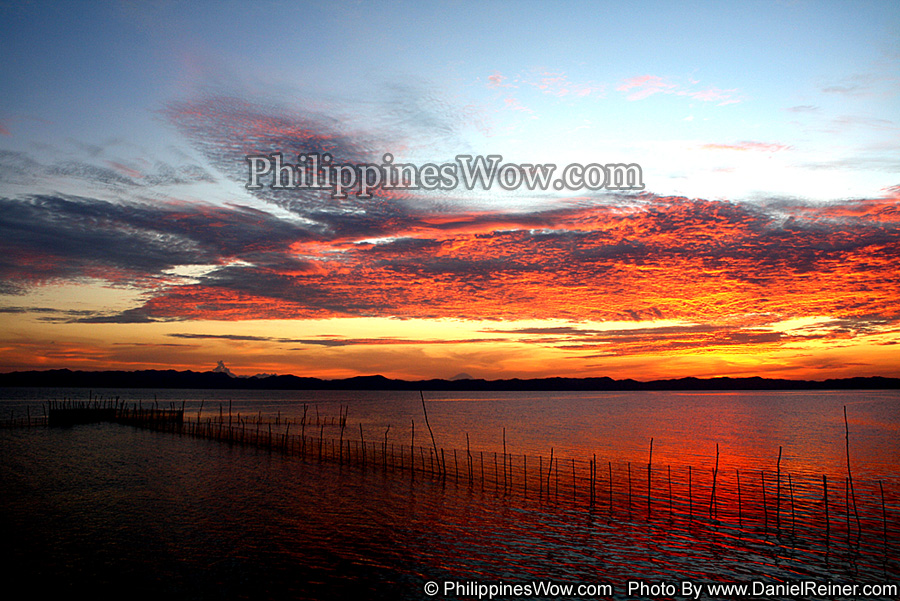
[3,396,894,558]
[109,399,896,559]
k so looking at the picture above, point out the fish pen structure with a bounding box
[109,406,900,571]
[41,399,184,427]
[3,398,897,576]
[46,399,119,426]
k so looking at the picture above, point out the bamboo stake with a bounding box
[465,433,472,485]
[789,473,796,536]
[668,466,673,521]
[503,428,507,490]
[776,446,782,532]
[710,443,719,519]
[845,477,851,544]
[588,457,593,508]
[555,453,559,501]
[360,424,366,466]
[572,458,576,502]
[628,462,633,518]
[608,461,613,516]
[688,466,692,520]
[547,448,554,501]
[879,480,887,553]
[648,438,653,519]
[494,452,499,492]
[383,425,390,471]
[421,391,442,476]
[844,406,861,534]
[339,415,345,464]
[480,451,484,490]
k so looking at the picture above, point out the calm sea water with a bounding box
[1,388,898,599]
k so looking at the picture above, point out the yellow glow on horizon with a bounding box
[2,303,898,380]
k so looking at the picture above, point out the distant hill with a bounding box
[0,369,898,391]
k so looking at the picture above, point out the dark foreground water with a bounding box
[1,390,898,600]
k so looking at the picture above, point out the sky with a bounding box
[1,0,899,381]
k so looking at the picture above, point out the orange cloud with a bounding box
[92,197,897,331]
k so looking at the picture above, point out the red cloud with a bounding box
[122,197,900,326]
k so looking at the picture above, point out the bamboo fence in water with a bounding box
[126,406,897,559]
[3,398,897,564]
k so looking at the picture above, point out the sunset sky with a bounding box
[1,1,898,380]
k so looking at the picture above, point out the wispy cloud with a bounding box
[0,148,215,193]
[679,87,740,105]
[616,75,677,100]
[616,75,741,105]
[786,105,819,113]
[829,115,897,131]
[820,72,893,97]
[486,72,513,89]
[167,332,505,347]
[529,70,604,98]
[701,141,792,152]
[482,316,898,357]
